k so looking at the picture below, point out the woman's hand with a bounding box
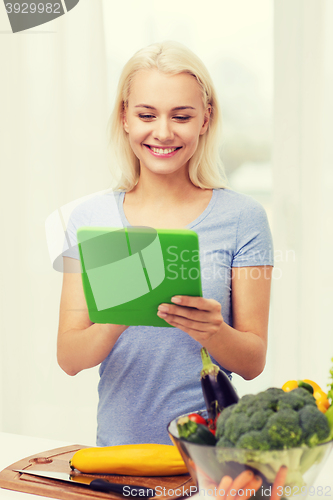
[157,296,224,343]
[157,266,272,380]
[58,258,128,376]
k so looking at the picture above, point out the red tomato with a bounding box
[206,413,220,432]
[187,413,208,426]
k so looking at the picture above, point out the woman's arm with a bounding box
[157,266,272,380]
[57,257,128,376]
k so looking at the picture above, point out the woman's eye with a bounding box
[138,114,191,122]
[139,114,155,120]
[173,116,191,121]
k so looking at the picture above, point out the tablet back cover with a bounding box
[77,226,202,327]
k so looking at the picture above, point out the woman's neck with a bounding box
[128,165,203,206]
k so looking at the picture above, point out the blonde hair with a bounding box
[108,41,228,191]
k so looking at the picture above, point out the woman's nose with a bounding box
[153,118,174,142]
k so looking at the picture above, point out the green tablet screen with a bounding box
[77,226,202,327]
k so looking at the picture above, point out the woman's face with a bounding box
[123,69,211,177]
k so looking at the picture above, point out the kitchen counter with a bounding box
[1,432,333,499]
[0,432,71,499]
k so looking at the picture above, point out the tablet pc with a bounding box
[77,226,202,327]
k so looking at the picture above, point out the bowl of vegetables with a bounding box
[167,351,333,499]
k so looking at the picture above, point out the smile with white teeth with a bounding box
[149,146,179,155]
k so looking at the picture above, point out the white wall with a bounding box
[271,0,333,389]
[0,0,108,445]
[1,0,332,445]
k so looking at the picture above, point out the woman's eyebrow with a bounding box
[134,104,196,111]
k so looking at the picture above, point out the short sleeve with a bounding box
[232,200,274,267]
[46,190,125,273]
[61,206,82,261]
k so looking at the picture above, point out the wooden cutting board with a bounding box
[0,444,196,500]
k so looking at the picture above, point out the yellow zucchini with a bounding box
[69,443,188,476]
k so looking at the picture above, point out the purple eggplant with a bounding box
[200,347,239,420]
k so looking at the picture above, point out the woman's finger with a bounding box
[271,466,288,500]
[233,475,262,500]
[157,303,211,322]
[157,311,210,330]
[171,295,220,312]
[225,470,254,499]
[216,475,233,499]
[161,315,208,333]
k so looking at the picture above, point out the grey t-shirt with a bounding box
[63,188,274,446]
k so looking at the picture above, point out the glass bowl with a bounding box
[167,412,333,499]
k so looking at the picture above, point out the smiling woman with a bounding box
[123,71,210,178]
[108,41,226,192]
[57,41,274,447]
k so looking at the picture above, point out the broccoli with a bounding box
[292,387,317,406]
[216,435,235,448]
[265,409,303,449]
[215,404,235,439]
[215,387,333,491]
[250,409,274,430]
[258,387,285,411]
[216,387,325,452]
[298,404,330,446]
[236,430,270,450]
[233,394,259,417]
[277,387,317,411]
[224,413,252,444]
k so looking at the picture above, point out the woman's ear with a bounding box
[122,106,129,133]
[123,116,129,134]
[200,105,211,135]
